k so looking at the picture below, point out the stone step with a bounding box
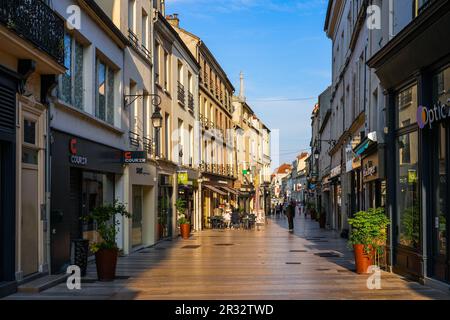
[17,274,69,293]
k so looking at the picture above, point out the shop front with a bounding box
[157,173,174,240]
[330,164,342,231]
[360,148,386,210]
[368,0,450,284]
[177,169,199,228]
[126,161,157,253]
[50,130,123,274]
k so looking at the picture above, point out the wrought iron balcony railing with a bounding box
[204,72,208,88]
[143,136,154,157]
[141,44,152,61]
[0,0,65,65]
[177,81,185,105]
[128,29,139,48]
[129,131,141,148]
[188,92,194,111]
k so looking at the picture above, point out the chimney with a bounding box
[161,0,166,16]
[166,13,180,28]
[239,71,245,101]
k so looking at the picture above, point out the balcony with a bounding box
[128,29,152,63]
[204,73,208,88]
[177,81,185,105]
[143,136,154,158]
[0,0,65,65]
[128,29,139,48]
[141,44,152,61]
[129,131,141,148]
[188,92,194,111]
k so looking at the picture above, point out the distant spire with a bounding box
[239,71,245,101]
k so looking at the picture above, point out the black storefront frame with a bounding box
[0,67,19,293]
[386,58,450,282]
[50,130,123,273]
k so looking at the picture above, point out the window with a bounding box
[23,119,36,145]
[128,0,135,32]
[397,131,419,249]
[95,58,115,125]
[142,10,148,48]
[189,125,193,167]
[177,119,184,165]
[397,85,417,129]
[59,33,84,110]
[164,113,170,160]
[155,43,160,84]
[164,51,169,91]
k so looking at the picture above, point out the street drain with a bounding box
[316,268,330,271]
[115,276,131,280]
[314,252,341,258]
[337,269,355,273]
[285,262,301,265]
[290,250,308,252]
[81,278,97,283]
[182,245,201,249]
[312,240,329,243]
[215,243,234,246]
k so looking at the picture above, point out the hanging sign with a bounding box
[123,151,146,163]
[178,171,189,185]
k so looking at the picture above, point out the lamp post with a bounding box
[151,106,163,157]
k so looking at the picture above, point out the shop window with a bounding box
[396,131,420,249]
[23,119,36,145]
[132,185,143,247]
[397,84,417,129]
[95,58,115,125]
[81,172,115,247]
[59,33,84,110]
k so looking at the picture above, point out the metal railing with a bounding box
[188,92,194,111]
[0,0,64,64]
[177,81,185,105]
[141,44,152,61]
[129,131,141,148]
[128,29,152,62]
[143,136,154,157]
[128,29,139,48]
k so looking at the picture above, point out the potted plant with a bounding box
[82,200,131,281]
[348,207,390,274]
[176,198,190,239]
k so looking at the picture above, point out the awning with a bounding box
[220,186,239,195]
[203,184,227,196]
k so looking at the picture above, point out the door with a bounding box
[431,123,449,282]
[132,185,143,247]
[21,162,39,276]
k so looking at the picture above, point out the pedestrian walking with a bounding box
[286,200,296,232]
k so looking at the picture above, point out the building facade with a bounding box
[368,0,450,288]
[0,0,65,296]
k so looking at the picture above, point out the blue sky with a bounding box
[166,0,331,169]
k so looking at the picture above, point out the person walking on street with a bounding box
[286,200,296,232]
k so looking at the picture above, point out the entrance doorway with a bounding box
[132,185,143,247]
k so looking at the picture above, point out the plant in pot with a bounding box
[82,200,131,281]
[348,207,390,274]
[176,198,190,239]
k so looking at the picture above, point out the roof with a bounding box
[297,152,309,160]
[275,163,292,175]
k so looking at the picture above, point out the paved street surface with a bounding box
[5,212,450,300]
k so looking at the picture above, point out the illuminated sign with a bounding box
[417,99,450,129]
[69,138,88,166]
[123,151,146,164]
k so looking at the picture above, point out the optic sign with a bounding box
[69,138,88,166]
[417,99,450,129]
[123,151,147,164]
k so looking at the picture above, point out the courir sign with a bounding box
[123,151,146,164]
[417,99,450,129]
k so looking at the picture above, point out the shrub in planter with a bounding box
[176,198,191,239]
[348,207,390,274]
[82,200,131,281]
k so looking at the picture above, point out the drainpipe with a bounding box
[45,104,52,275]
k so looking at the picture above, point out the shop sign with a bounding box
[123,151,146,164]
[408,170,418,184]
[330,165,341,178]
[363,165,377,178]
[417,99,450,129]
[69,138,88,166]
[178,172,189,185]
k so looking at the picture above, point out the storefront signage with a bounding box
[417,99,450,129]
[123,151,146,164]
[363,165,377,178]
[408,170,418,184]
[178,172,189,185]
[330,165,341,178]
[69,138,88,166]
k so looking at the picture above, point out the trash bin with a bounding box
[71,239,89,277]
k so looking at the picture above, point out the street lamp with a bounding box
[151,107,163,129]
[314,149,320,160]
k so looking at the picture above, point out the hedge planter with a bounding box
[180,223,191,239]
[95,248,118,281]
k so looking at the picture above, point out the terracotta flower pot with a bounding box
[95,248,118,281]
[353,244,373,274]
[180,224,191,239]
